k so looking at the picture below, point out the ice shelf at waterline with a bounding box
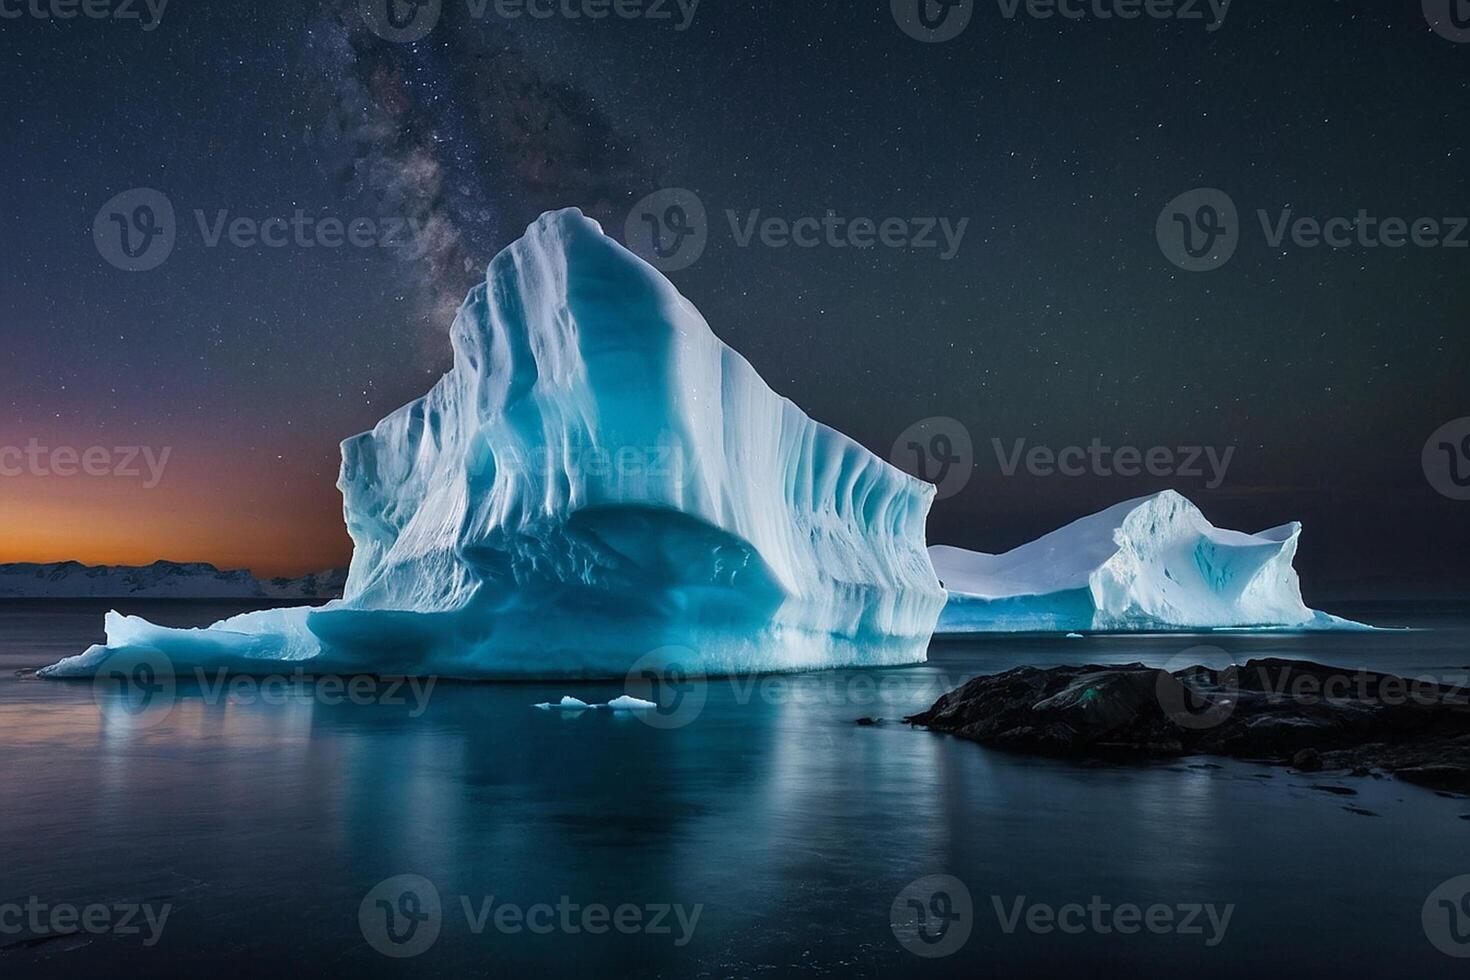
[40,209,946,680]
[929,491,1364,633]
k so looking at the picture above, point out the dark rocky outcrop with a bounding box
[905,659,1470,792]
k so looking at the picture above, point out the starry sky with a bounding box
[1,1,1467,597]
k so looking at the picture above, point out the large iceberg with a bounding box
[41,209,945,680]
[930,491,1362,633]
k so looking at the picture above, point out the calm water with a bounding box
[2,600,1469,978]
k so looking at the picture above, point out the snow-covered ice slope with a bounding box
[41,209,945,679]
[930,491,1363,632]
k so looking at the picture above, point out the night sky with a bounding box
[2,1,1467,600]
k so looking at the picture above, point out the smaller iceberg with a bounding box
[930,490,1365,633]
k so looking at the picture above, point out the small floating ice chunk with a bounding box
[606,695,657,711]
[535,695,592,710]
[533,694,656,712]
[1065,632,1085,639]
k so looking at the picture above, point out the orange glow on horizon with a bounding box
[0,436,352,578]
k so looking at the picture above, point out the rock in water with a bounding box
[40,210,944,680]
[906,659,1470,791]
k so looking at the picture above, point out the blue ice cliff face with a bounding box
[929,491,1364,633]
[40,209,946,679]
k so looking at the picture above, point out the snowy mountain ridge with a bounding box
[0,561,346,600]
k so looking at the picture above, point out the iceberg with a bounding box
[41,209,945,680]
[930,491,1363,633]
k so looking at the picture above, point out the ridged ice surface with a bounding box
[930,491,1363,632]
[42,209,945,679]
